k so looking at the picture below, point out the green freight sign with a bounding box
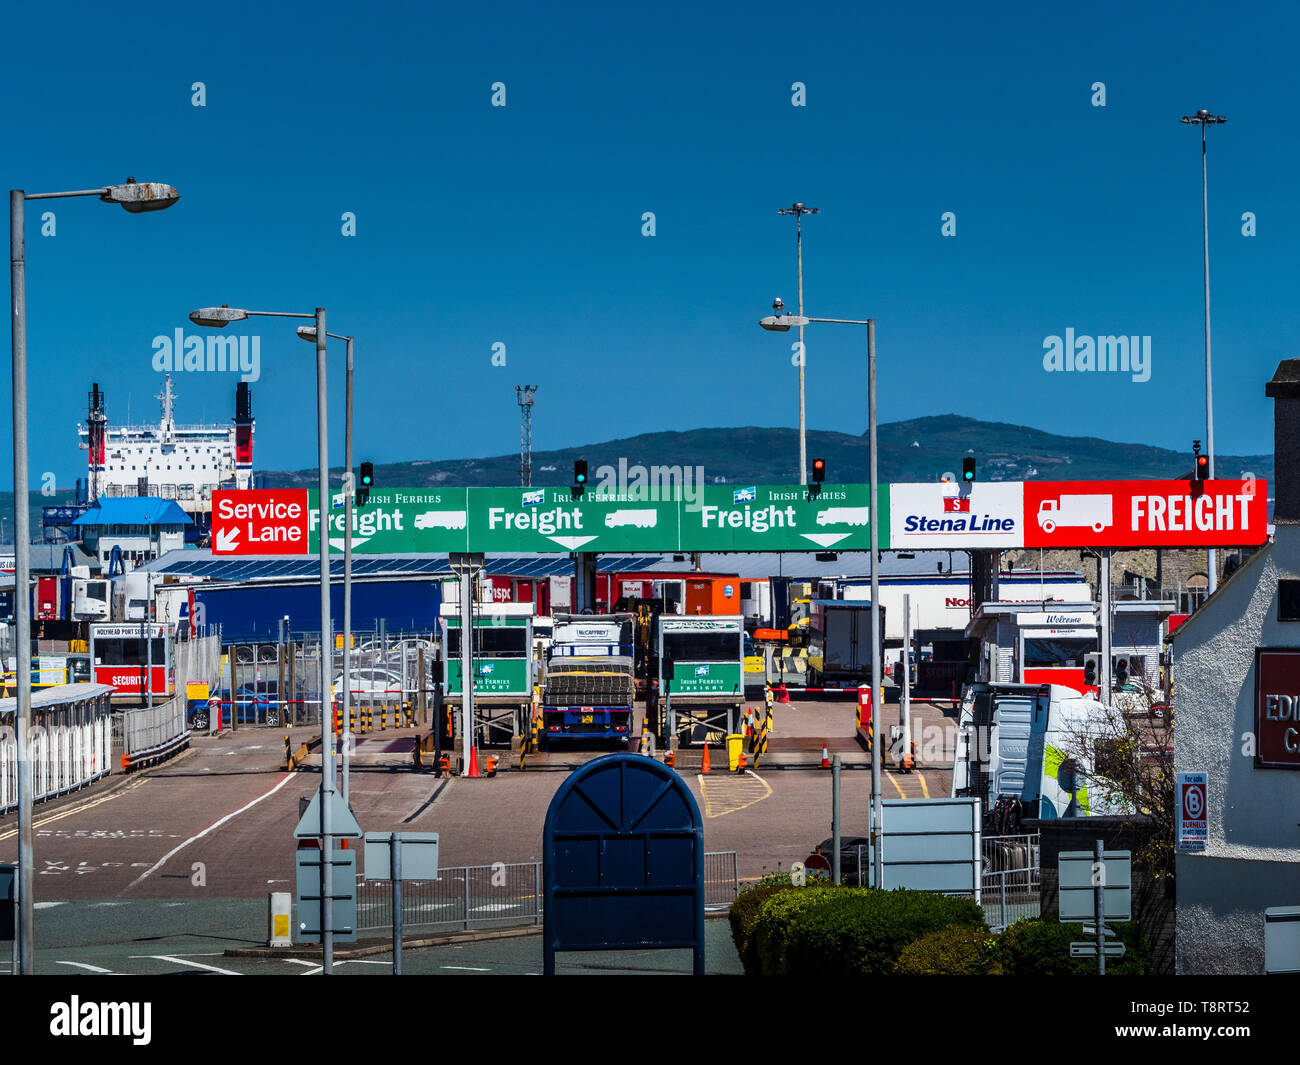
[303,484,885,554]
[668,662,743,696]
[468,487,680,553]
[681,483,888,551]
[445,658,529,696]
[308,489,469,553]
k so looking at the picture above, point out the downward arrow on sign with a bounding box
[548,535,598,550]
[802,532,851,548]
[215,527,240,552]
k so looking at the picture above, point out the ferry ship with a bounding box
[71,375,255,539]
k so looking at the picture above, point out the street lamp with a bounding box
[297,325,356,806]
[758,306,883,890]
[777,203,818,484]
[1181,108,1226,596]
[190,303,338,973]
[9,177,179,975]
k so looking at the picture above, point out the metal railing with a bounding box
[355,852,741,934]
[981,865,1040,932]
[119,695,189,766]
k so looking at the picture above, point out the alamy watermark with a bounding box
[591,459,706,511]
[1042,329,1150,383]
[152,328,260,383]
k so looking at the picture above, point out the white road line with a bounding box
[56,961,115,973]
[147,955,242,975]
[125,772,296,891]
[441,965,491,972]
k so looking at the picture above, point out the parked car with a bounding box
[807,836,872,886]
[332,668,404,696]
[187,687,281,730]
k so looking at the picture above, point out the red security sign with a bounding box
[212,489,310,555]
[1254,649,1300,769]
[1023,480,1267,549]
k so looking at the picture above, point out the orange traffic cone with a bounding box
[467,745,480,778]
[821,743,830,768]
[736,750,747,773]
[776,682,790,704]
[665,749,676,768]
[701,742,711,774]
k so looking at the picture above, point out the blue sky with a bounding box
[2,0,1297,491]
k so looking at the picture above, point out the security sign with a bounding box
[213,489,310,555]
[1176,771,1207,852]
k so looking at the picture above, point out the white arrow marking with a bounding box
[802,532,851,548]
[56,961,115,973]
[215,526,239,552]
[548,535,598,550]
[329,536,371,551]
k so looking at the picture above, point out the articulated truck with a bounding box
[541,613,635,743]
[951,682,1126,831]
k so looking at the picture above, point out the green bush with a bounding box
[995,918,1149,976]
[769,889,982,977]
[729,874,799,974]
[895,924,1001,975]
[750,886,843,975]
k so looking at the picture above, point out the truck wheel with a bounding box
[1092,521,1105,533]
[1041,520,1056,534]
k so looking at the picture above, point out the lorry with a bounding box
[806,599,885,690]
[541,613,635,743]
[950,681,1126,831]
[439,602,534,747]
[651,615,745,746]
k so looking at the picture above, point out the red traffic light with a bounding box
[1195,454,1209,481]
[812,458,826,482]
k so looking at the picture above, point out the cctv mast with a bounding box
[517,385,537,487]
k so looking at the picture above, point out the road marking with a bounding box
[887,774,906,799]
[146,955,242,975]
[442,965,491,971]
[697,770,772,818]
[0,777,150,842]
[917,772,930,799]
[56,961,114,973]
[125,772,296,891]
[34,901,66,910]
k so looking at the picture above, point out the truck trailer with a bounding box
[541,613,635,743]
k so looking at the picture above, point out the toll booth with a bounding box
[965,600,1176,694]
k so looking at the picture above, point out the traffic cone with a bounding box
[665,749,676,768]
[736,750,747,773]
[701,742,711,774]
[467,744,480,778]
[776,682,790,704]
[820,743,830,768]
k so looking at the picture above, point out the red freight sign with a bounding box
[1255,649,1300,769]
[212,489,310,555]
[1023,479,1267,549]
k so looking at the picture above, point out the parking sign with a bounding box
[1177,771,1208,852]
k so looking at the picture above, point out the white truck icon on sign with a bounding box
[1037,495,1112,534]
[415,510,468,530]
[604,509,658,529]
[816,507,871,526]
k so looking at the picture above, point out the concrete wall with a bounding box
[1172,524,1300,973]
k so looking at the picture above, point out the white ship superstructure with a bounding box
[76,375,255,521]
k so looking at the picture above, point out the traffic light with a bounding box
[809,457,826,498]
[572,459,588,499]
[1113,655,1130,688]
[1193,440,1208,481]
[962,457,976,483]
[357,461,373,507]
[1083,652,1101,690]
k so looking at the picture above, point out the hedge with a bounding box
[995,918,1149,975]
[747,887,987,976]
[729,874,799,975]
[895,925,1002,975]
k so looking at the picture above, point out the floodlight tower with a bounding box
[517,385,537,487]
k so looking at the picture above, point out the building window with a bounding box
[1279,580,1300,622]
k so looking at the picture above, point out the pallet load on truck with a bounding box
[541,613,635,744]
[438,602,534,748]
[650,615,745,748]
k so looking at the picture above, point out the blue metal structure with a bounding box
[543,753,705,975]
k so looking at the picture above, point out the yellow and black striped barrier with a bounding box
[752,706,772,767]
